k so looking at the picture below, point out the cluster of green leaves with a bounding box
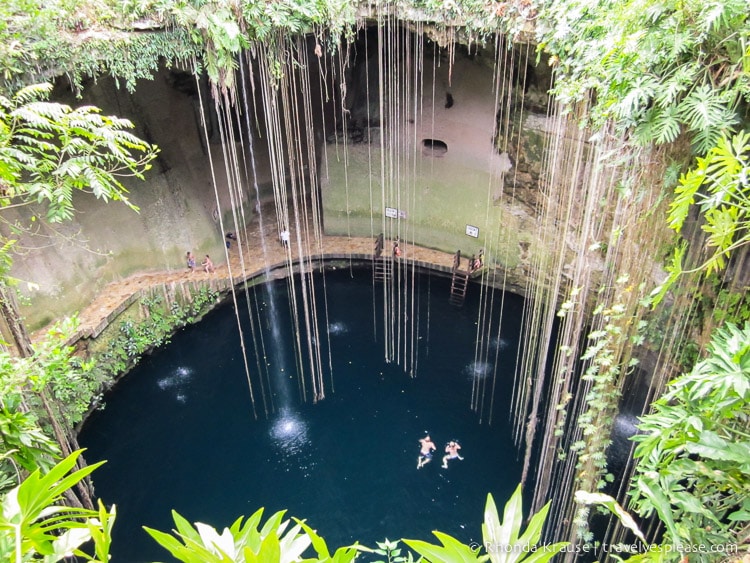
[409,0,533,40]
[132,0,359,95]
[0,1,67,84]
[0,0,544,99]
[564,277,645,537]
[0,82,158,223]
[362,538,414,563]
[96,288,219,377]
[0,0,199,94]
[630,322,750,553]
[145,485,567,563]
[0,395,58,493]
[0,450,115,563]
[652,131,750,303]
[0,318,104,493]
[406,485,566,563]
[25,320,107,432]
[145,507,359,562]
[536,0,749,154]
[713,286,750,326]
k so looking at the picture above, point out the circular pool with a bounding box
[80,266,525,561]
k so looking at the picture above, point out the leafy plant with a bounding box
[537,0,748,154]
[0,450,115,562]
[0,317,109,493]
[144,507,359,562]
[651,131,750,302]
[95,286,219,380]
[403,485,567,563]
[0,82,158,223]
[558,276,645,537]
[629,322,750,554]
[359,538,414,563]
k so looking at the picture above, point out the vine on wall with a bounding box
[91,285,219,382]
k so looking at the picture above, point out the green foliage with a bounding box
[0,450,115,562]
[0,82,159,223]
[573,491,682,561]
[713,286,750,325]
[630,322,750,553]
[404,485,567,563]
[652,130,750,304]
[144,506,359,562]
[25,319,104,429]
[146,485,565,563]
[359,538,415,563]
[0,0,200,94]
[96,287,219,378]
[0,0,538,98]
[562,277,644,534]
[537,0,749,153]
[671,131,749,268]
[0,400,59,488]
[404,531,485,563]
[0,317,104,492]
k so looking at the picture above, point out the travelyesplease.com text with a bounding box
[469,541,739,556]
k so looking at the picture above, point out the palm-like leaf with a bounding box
[0,450,114,562]
[480,486,567,563]
[144,508,323,563]
[1,83,156,222]
[404,530,486,563]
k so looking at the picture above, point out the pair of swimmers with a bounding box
[417,435,463,469]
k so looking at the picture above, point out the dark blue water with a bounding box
[80,266,526,561]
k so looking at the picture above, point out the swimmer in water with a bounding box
[442,440,463,468]
[417,434,436,469]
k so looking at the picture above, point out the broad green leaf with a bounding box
[636,477,678,542]
[574,490,646,543]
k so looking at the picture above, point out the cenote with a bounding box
[80,265,530,561]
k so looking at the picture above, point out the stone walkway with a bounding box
[66,220,457,343]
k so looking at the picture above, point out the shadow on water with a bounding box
[80,267,528,561]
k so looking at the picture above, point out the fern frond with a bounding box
[12,83,53,106]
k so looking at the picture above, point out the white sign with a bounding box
[385,207,408,219]
[466,225,479,238]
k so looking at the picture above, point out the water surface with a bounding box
[80,266,525,561]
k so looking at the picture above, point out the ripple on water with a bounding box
[269,408,311,460]
[156,366,192,403]
[490,336,510,351]
[328,321,348,335]
[465,360,493,380]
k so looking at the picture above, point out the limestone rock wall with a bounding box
[10,30,564,331]
[9,69,267,330]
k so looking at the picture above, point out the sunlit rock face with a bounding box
[13,25,563,329]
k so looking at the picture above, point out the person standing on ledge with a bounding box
[201,254,215,273]
[186,251,196,273]
[442,440,463,468]
[393,241,402,258]
[280,228,290,247]
[417,434,436,469]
